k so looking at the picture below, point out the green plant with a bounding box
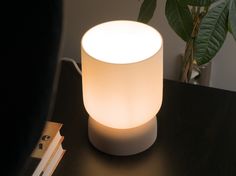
[138,0,236,83]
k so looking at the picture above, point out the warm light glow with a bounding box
[82,20,163,129]
[82,20,162,64]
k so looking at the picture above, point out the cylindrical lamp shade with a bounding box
[81,20,163,155]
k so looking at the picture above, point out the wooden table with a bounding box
[52,61,236,176]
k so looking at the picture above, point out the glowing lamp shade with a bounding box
[81,20,163,155]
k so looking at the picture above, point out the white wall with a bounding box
[210,34,236,91]
[149,1,185,80]
[61,0,236,91]
[61,0,140,60]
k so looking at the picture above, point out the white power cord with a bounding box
[60,57,82,75]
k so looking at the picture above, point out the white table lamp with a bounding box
[81,20,163,155]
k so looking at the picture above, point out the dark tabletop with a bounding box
[52,61,236,176]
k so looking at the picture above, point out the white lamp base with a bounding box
[88,117,157,156]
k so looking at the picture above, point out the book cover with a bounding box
[31,121,63,159]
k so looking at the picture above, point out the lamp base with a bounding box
[88,117,157,156]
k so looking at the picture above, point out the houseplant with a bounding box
[138,0,236,84]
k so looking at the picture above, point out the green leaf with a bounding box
[137,0,157,23]
[165,0,193,42]
[229,0,236,40]
[195,2,229,65]
[179,0,218,6]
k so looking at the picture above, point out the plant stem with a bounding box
[180,39,194,82]
[180,6,207,83]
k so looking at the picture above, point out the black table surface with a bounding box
[52,61,236,176]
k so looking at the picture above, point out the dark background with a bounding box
[1,1,62,175]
